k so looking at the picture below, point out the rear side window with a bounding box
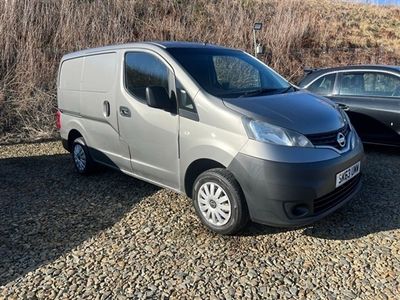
[363,72,400,97]
[307,73,336,95]
[125,52,169,102]
[339,72,400,97]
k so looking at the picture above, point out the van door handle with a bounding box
[119,106,131,117]
[103,100,110,117]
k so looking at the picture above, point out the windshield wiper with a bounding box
[238,86,295,98]
[238,88,279,98]
[280,85,296,94]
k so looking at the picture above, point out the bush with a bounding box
[0,0,399,140]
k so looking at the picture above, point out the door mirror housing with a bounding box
[178,89,188,105]
[146,86,171,110]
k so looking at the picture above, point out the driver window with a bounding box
[125,52,170,102]
[339,73,365,96]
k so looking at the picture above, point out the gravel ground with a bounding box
[0,141,399,299]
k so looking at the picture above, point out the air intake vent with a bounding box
[307,125,350,149]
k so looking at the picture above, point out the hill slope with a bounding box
[0,0,399,140]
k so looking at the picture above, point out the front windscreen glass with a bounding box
[167,48,292,98]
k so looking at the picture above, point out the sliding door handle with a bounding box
[103,100,110,117]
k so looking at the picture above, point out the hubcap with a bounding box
[73,144,86,171]
[197,182,231,226]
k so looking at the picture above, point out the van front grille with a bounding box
[313,174,361,214]
[306,125,350,149]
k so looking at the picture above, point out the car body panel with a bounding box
[329,94,400,145]
[223,91,344,135]
[299,65,400,146]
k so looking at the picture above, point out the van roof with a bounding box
[61,41,231,61]
[152,41,229,49]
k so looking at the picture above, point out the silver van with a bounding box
[57,42,364,235]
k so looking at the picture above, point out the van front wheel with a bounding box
[193,168,248,235]
[71,137,95,174]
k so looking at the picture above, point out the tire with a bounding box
[192,168,249,235]
[71,137,96,174]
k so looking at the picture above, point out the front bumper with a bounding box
[228,138,364,227]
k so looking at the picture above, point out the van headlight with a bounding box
[338,108,352,128]
[243,119,313,147]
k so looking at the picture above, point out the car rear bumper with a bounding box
[228,141,364,227]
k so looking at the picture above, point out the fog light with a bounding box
[292,205,309,217]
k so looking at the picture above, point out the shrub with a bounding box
[0,0,399,140]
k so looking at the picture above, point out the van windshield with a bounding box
[167,47,293,98]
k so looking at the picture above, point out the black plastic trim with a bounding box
[61,138,69,152]
[179,109,199,121]
[228,145,364,227]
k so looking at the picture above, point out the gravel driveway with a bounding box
[0,141,399,299]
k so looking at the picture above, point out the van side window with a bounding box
[125,52,169,102]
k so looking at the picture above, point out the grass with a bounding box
[0,0,399,141]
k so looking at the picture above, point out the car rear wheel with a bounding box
[72,137,96,174]
[193,168,248,235]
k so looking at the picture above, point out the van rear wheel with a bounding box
[192,168,248,235]
[71,137,96,174]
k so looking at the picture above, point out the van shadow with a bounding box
[0,153,158,286]
[241,144,400,240]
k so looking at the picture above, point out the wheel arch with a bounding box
[184,158,226,198]
[67,129,83,152]
[62,117,90,152]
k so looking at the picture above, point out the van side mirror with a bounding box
[178,89,187,106]
[145,86,171,110]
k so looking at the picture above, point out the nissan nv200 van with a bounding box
[57,42,364,235]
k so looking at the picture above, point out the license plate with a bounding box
[336,161,360,188]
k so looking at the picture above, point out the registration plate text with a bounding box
[336,161,360,188]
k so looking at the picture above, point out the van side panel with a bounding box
[80,52,117,122]
[58,57,84,114]
[58,52,131,172]
[78,52,131,171]
[81,53,116,93]
[177,90,249,194]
